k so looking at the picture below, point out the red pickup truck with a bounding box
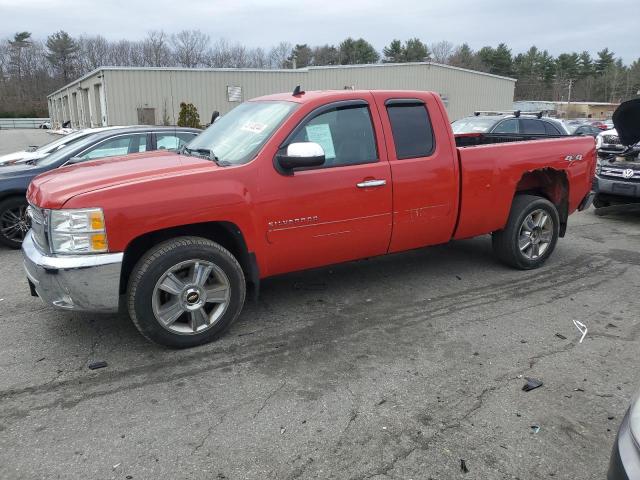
[23,89,596,347]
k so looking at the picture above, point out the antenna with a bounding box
[292,85,305,96]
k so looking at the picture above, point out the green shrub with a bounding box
[177,102,201,129]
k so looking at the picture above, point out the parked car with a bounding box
[0,126,200,248]
[569,124,603,138]
[38,121,51,129]
[593,99,640,209]
[608,390,640,479]
[0,127,122,166]
[452,111,569,137]
[590,120,610,130]
[23,89,595,348]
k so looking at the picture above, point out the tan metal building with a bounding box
[47,63,516,128]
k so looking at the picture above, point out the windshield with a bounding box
[184,101,297,165]
[35,133,101,167]
[36,130,92,153]
[451,116,499,134]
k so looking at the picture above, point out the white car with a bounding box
[0,127,121,166]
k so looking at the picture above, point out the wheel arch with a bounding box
[120,221,259,297]
[514,168,569,237]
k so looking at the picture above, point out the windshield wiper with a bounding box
[182,147,231,166]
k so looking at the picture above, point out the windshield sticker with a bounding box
[305,124,335,159]
[241,121,267,134]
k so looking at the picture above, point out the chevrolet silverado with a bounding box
[23,89,596,347]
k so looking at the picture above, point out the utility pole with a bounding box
[567,78,573,118]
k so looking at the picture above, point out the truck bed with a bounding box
[453,136,597,240]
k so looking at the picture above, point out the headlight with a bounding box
[595,158,602,175]
[49,208,108,254]
[596,135,603,149]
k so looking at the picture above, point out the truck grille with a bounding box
[602,135,620,145]
[600,166,640,182]
[27,205,49,252]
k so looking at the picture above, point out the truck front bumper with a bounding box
[22,231,123,313]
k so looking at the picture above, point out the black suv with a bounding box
[0,126,200,248]
[452,111,569,137]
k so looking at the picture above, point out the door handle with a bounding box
[357,179,387,188]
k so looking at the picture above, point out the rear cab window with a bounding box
[385,101,434,159]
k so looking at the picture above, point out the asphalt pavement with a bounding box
[0,130,639,479]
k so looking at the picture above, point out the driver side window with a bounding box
[79,134,147,161]
[288,105,378,168]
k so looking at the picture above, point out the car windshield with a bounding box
[35,130,92,153]
[35,133,102,167]
[184,101,297,165]
[451,116,499,134]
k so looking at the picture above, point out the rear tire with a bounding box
[492,194,559,270]
[0,196,30,249]
[127,236,246,348]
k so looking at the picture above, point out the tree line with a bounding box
[1,30,638,117]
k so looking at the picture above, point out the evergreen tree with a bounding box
[382,39,404,63]
[45,31,79,83]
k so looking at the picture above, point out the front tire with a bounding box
[0,196,30,249]
[127,236,246,348]
[492,194,560,270]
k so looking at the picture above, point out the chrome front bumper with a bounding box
[22,231,123,312]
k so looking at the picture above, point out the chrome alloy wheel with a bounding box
[152,259,231,335]
[518,209,553,260]
[0,204,30,243]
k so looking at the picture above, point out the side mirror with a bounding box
[276,142,325,171]
[66,156,84,164]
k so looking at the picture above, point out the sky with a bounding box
[1,0,639,63]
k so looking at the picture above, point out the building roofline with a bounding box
[48,62,516,98]
[307,61,517,82]
[515,99,620,106]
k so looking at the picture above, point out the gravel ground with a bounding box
[0,130,639,480]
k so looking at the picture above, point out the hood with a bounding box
[0,151,47,166]
[28,150,214,209]
[0,162,48,180]
[0,150,29,164]
[612,98,640,146]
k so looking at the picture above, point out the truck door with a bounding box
[373,93,459,252]
[257,98,393,276]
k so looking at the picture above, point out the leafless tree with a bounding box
[171,29,209,68]
[143,30,171,67]
[77,35,111,72]
[268,41,292,69]
[430,41,454,64]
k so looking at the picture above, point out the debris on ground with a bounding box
[575,387,585,392]
[36,357,45,362]
[522,377,543,392]
[555,333,567,340]
[608,416,615,420]
[606,323,618,329]
[573,320,588,343]
[280,427,286,435]
[531,425,540,434]
[456,275,462,280]
[460,459,469,473]
[88,360,108,370]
